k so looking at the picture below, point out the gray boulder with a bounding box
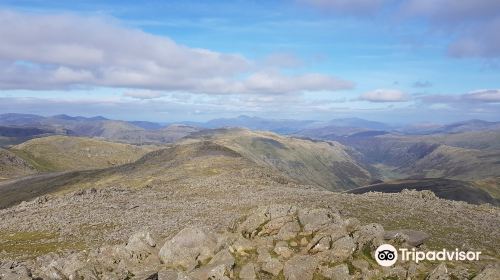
[159,227,219,271]
[384,229,430,247]
[283,255,318,280]
[473,265,500,280]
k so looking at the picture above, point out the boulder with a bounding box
[298,208,337,233]
[261,258,283,276]
[239,263,257,280]
[283,255,318,280]
[125,231,157,261]
[319,264,352,280]
[427,263,450,280]
[276,220,301,241]
[189,249,235,280]
[317,236,356,263]
[238,207,270,238]
[159,227,219,271]
[384,229,430,247]
[353,223,384,250]
[473,265,500,280]
[274,241,294,259]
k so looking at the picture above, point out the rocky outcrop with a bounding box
[1,205,495,280]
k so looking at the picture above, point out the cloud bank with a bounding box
[0,10,352,94]
[359,89,409,102]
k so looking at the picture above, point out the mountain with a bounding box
[0,147,37,180]
[183,128,375,190]
[128,121,164,130]
[0,125,58,146]
[0,139,498,278]
[52,114,108,121]
[327,117,391,130]
[0,113,201,145]
[187,115,318,134]
[433,119,500,134]
[10,135,159,172]
[347,178,499,205]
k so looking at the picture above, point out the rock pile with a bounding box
[1,205,498,280]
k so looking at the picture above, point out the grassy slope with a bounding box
[10,135,159,172]
[0,148,37,180]
[183,129,374,190]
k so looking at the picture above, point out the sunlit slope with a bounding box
[0,148,37,180]
[0,141,294,208]
[183,128,374,190]
[11,135,159,172]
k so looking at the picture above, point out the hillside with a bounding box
[347,178,499,205]
[183,128,375,190]
[0,147,37,181]
[11,135,159,172]
[0,114,201,145]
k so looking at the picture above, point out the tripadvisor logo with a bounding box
[374,244,481,267]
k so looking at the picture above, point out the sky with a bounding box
[0,0,499,123]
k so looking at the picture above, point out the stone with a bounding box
[319,264,352,280]
[126,231,157,260]
[351,259,370,273]
[131,271,158,280]
[261,258,283,276]
[384,229,430,247]
[256,247,272,263]
[238,207,271,238]
[298,208,335,233]
[276,220,301,241]
[157,270,179,280]
[159,227,218,271]
[283,255,318,280]
[353,223,384,250]
[232,237,255,254]
[344,218,361,234]
[268,205,297,219]
[307,235,331,253]
[427,263,450,280]
[274,241,294,259]
[472,265,500,280]
[300,237,309,246]
[326,236,356,262]
[239,263,257,280]
[189,249,235,280]
[259,216,293,236]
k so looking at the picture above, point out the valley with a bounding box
[0,114,499,279]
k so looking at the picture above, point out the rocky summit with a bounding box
[1,205,499,280]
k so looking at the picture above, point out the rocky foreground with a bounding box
[1,205,499,280]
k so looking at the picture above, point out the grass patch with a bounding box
[0,230,85,259]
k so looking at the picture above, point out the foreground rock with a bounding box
[1,205,497,279]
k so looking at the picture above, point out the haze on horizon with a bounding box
[0,0,499,123]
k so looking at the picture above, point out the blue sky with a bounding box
[0,0,499,123]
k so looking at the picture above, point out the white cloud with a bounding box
[463,89,500,102]
[359,89,409,102]
[123,91,165,100]
[401,0,500,58]
[0,10,353,94]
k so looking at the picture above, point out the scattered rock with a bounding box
[384,229,430,247]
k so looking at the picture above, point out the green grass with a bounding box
[0,230,85,259]
[10,148,58,171]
